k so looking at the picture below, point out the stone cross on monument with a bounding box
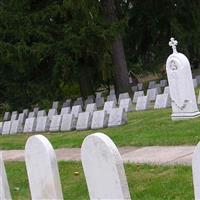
[169,37,178,54]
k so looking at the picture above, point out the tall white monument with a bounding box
[166,38,200,120]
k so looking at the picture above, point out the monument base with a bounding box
[171,111,200,121]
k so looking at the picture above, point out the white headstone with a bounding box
[10,120,23,134]
[63,99,71,107]
[136,96,149,111]
[48,109,57,121]
[2,121,12,135]
[84,98,94,109]
[119,98,133,112]
[11,111,18,121]
[85,103,97,113]
[0,154,12,200]
[71,105,82,118]
[164,86,170,95]
[76,112,92,131]
[37,110,46,118]
[154,94,171,109]
[0,122,4,134]
[96,92,102,98]
[52,101,59,109]
[23,109,29,117]
[131,86,137,92]
[166,37,200,120]
[81,133,131,200]
[148,81,156,89]
[195,75,200,85]
[107,94,117,103]
[28,112,36,118]
[137,83,143,91]
[3,112,10,121]
[108,108,127,127]
[133,91,144,103]
[33,107,39,115]
[36,116,50,132]
[49,115,62,132]
[91,111,109,129]
[192,141,200,200]
[193,79,198,88]
[60,114,76,131]
[197,90,200,105]
[118,93,130,102]
[95,97,105,108]
[25,135,63,200]
[23,118,37,133]
[60,107,71,115]
[104,101,117,114]
[18,113,26,124]
[147,88,158,101]
[109,86,115,95]
[73,98,83,108]
[160,79,168,87]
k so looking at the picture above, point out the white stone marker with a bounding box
[119,98,133,112]
[104,101,117,114]
[23,118,37,133]
[118,92,130,102]
[73,98,83,108]
[60,107,71,115]
[0,154,12,200]
[195,75,200,85]
[166,38,200,120]
[95,92,102,98]
[81,133,131,200]
[192,141,200,200]
[136,96,149,111]
[36,116,50,132]
[148,80,156,89]
[197,90,200,105]
[10,120,23,134]
[193,79,198,88]
[23,109,29,117]
[37,110,46,118]
[49,115,62,132]
[108,108,127,127]
[107,94,117,103]
[95,97,105,108]
[2,121,12,135]
[154,94,171,109]
[131,86,138,92]
[91,110,109,129]
[86,103,97,113]
[137,83,143,90]
[71,105,82,118]
[3,112,10,121]
[33,107,39,114]
[18,113,26,124]
[84,98,94,108]
[0,122,4,134]
[28,112,36,118]
[164,86,170,95]
[147,88,158,101]
[133,91,144,103]
[60,114,77,131]
[25,135,63,200]
[52,101,59,109]
[48,108,57,121]
[160,79,168,87]
[76,112,93,131]
[11,111,18,121]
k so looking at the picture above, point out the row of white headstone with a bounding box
[0,102,129,135]
[1,132,200,200]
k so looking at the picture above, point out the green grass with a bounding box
[5,161,194,200]
[2,108,200,149]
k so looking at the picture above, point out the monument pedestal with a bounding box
[171,111,200,120]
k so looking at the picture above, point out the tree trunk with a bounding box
[100,0,131,96]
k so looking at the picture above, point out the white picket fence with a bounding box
[1,132,200,200]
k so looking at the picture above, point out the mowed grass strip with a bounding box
[1,108,200,149]
[5,161,193,200]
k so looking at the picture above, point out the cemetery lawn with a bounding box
[6,161,193,200]
[2,108,200,149]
